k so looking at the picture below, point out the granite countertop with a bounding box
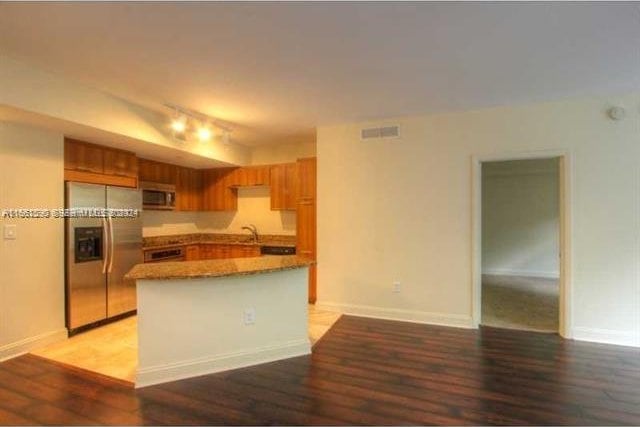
[142,233,296,251]
[125,255,314,281]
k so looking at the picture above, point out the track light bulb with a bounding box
[197,126,212,141]
[171,117,186,133]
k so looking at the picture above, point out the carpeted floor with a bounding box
[481,274,559,333]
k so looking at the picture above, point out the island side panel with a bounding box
[136,267,310,388]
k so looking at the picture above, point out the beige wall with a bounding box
[317,92,640,347]
[0,122,67,359]
[250,141,316,165]
[143,187,296,237]
[482,158,559,278]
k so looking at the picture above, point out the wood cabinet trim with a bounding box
[64,170,137,188]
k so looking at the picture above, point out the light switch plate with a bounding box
[3,224,17,240]
[243,307,256,325]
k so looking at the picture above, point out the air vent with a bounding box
[361,125,400,141]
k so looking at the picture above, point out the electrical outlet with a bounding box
[393,281,401,293]
[243,307,256,325]
[3,224,17,240]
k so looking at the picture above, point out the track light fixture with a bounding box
[164,103,231,144]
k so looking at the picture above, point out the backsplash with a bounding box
[142,186,296,237]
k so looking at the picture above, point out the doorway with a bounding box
[472,152,571,337]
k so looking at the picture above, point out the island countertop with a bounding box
[125,255,315,281]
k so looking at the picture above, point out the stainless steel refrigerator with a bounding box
[65,182,142,334]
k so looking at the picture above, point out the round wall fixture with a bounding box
[608,106,626,121]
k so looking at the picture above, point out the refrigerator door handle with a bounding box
[108,215,115,273]
[101,216,109,274]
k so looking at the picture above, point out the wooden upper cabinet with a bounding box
[284,163,298,207]
[270,164,286,209]
[138,158,177,185]
[103,147,137,178]
[176,167,203,211]
[64,138,104,174]
[189,168,204,211]
[202,168,238,211]
[270,163,297,210]
[297,157,317,200]
[64,138,137,188]
[230,165,270,187]
[137,158,154,182]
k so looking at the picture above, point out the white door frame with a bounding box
[471,149,573,338]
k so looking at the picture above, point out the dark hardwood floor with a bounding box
[1,315,639,425]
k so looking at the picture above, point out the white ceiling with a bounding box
[1,2,638,147]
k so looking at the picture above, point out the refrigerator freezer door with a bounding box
[66,182,108,330]
[106,186,142,317]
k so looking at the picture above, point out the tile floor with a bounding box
[31,305,341,383]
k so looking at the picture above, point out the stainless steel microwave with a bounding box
[140,181,176,210]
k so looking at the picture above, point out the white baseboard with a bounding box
[482,269,559,279]
[572,327,640,348]
[317,302,639,349]
[316,301,474,329]
[0,328,68,362]
[136,339,311,388]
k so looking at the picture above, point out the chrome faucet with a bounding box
[241,224,259,243]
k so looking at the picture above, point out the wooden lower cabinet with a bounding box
[185,245,200,261]
[231,245,261,258]
[198,244,261,260]
[213,245,232,259]
[199,245,214,260]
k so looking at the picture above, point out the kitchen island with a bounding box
[125,256,314,388]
